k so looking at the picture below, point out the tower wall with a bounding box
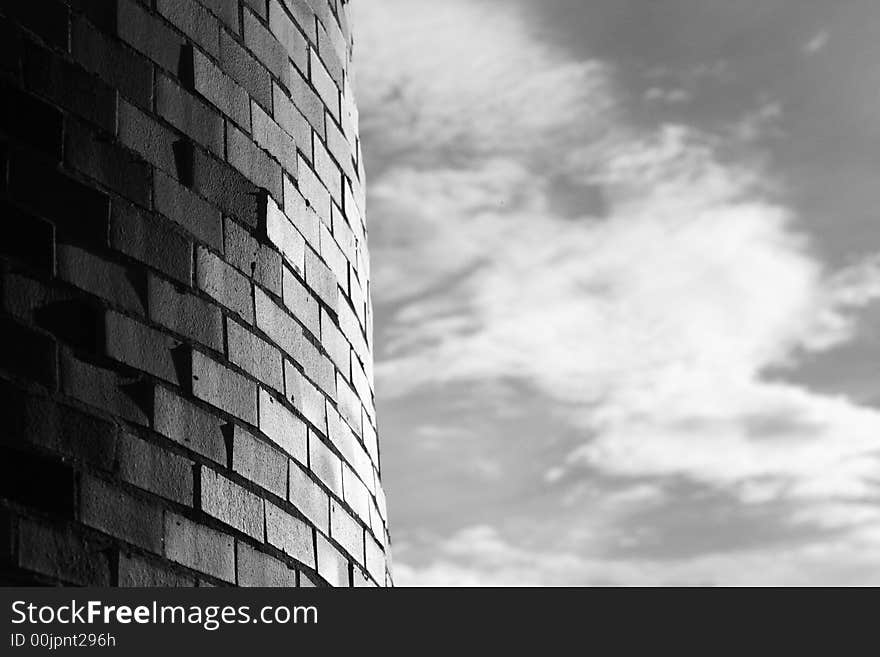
[0,0,387,587]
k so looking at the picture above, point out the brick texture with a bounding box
[0,0,387,588]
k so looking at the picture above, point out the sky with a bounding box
[352,0,880,585]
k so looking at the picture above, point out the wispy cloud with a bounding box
[356,0,880,584]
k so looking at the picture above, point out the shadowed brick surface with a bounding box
[0,0,387,587]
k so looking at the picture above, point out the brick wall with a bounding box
[0,0,388,587]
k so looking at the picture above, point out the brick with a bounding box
[0,205,54,274]
[225,217,282,296]
[309,48,338,119]
[263,195,305,273]
[289,327,335,394]
[116,0,184,72]
[148,275,224,352]
[330,205,357,264]
[364,533,384,585]
[267,1,307,75]
[117,433,193,505]
[273,82,311,149]
[280,0,315,42]
[190,46,250,128]
[220,29,272,110]
[192,350,258,424]
[196,247,255,322]
[326,403,371,483]
[233,425,287,498]
[18,519,111,586]
[243,0,268,19]
[0,447,75,516]
[258,388,306,463]
[309,432,342,496]
[297,154,331,223]
[237,542,297,586]
[285,175,321,248]
[315,532,348,586]
[252,101,298,176]
[282,267,320,336]
[312,134,341,203]
[158,0,220,58]
[335,374,361,436]
[71,16,152,109]
[3,0,69,50]
[192,148,263,228]
[353,567,378,587]
[80,475,163,552]
[284,361,326,431]
[165,512,235,582]
[65,120,150,206]
[352,356,373,417]
[0,82,65,159]
[118,552,196,587]
[362,413,379,470]
[325,114,354,179]
[60,351,151,425]
[315,25,344,88]
[321,224,348,294]
[153,386,227,463]
[157,73,224,157]
[111,201,193,285]
[155,171,224,252]
[342,463,370,524]
[337,292,367,365]
[201,468,264,539]
[199,0,240,33]
[105,310,181,384]
[289,460,329,533]
[265,502,314,567]
[288,63,324,137]
[320,310,349,378]
[227,123,284,203]
[305,245,338,310]
[228,318,284,392]
[330,499,362,564]
[118,100,178,175]
[56,244,146,315]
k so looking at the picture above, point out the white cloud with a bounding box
[355,0,880,581]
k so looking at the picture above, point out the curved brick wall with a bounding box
[0,0,387,587]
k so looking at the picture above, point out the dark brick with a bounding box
[0,382,119,470]
[196,247,254,322]
[224,216,282,296]
[118,552,196,586]
[0,201,55,273]
[232,425,287,498]
[0,318,57,388]
[18,519,111,585]
[118,100,179,176]
[71,15,153,109]
[289,459,329,533]
[189,45,249,128]
[245,8,293,87]
[201,468,264,539]
[153,386,227,464]
[164,512,235,582]
[155,171,223,251]
[56,244,147,315]
[0,81,65,159]
[8,150,110,247]
[3,0,70,51]
[157,0,220,58]
[80,475,163,551]
[157,74,224,157]
[315,531,348,586]
[282,266,319,338]
[252,101,298,176]
[236,542,297,586]
[191,349,258,424]
[192,148,263,229]
[228,318,284,392]
[65,120,151,206]
[110,200,193,285]
[149,276,224,352]
[227,123,284,203]
[220,29,272,110]
[258,387,306,462]
[265,501,314,567]
[60,350,152,426]
[0,446,76,515]
[116,0,184,72]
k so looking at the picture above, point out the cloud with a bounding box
[355,0,880,582]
